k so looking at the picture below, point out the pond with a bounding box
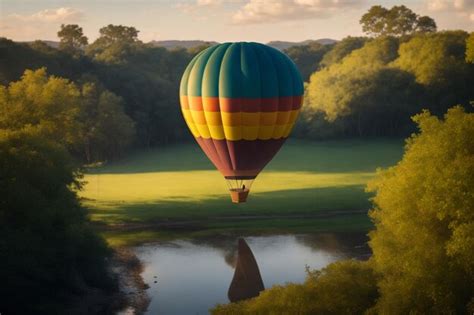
[133,233,370,315]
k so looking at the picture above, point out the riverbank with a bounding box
[97,211,372,247]
[125,232,372,314]
[112,248,151,314]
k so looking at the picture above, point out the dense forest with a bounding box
[1,7,473,163]
[1,4,473,314]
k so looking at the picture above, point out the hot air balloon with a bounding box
[179,42,303,203]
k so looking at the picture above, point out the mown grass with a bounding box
[81,139,403,245]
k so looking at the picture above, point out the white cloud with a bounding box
[427,0,474,22]
[232,0,363,24]
[0,7,84,41]
[9,7,84,23]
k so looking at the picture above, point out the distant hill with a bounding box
[149,39,337,51]
[18,38,338,51]
[267,39,337,50]
[21,40,60,48]
[149,40,218,50]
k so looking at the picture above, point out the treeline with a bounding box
[288,26,474,138]
[1,6,474,163]
[1,24,203,162]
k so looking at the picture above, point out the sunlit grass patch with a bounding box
[81,139,403,227]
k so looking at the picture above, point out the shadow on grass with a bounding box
[88,185,372,225]
[86,139,403,175]
[100,213,374,247]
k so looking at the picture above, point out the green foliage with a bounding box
[304,37,422,137]
[0,129,114,314]
[467,32,474,63]
[395,31,473,113]
[367,106,474,313]
[86,24,142,64]
[57,24,88,57]
[211,260,378,315]
[78,78,135,162]
[0,68,134,161]
[302,30,474,138]
[416,16,438,33]
[0,68,82,146]
[92,45,192,146]
[306,37,399,120]
[360,5,436,37]
[320,36,367,68]
[395,31,469,86]
[0,38,86,85]
[284,42,332,81]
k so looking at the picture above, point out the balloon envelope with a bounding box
[179,42,304,201]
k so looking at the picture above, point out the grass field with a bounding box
[80,139,403,244]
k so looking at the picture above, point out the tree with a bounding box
[0,129,115,314]
[360,5,436,37]
[212,260,378,315]
[91,46,193,147]
[57,24,88,57]
[86,24,142,64]
[415,15,437,33]
[0,68,82,147]
[320,36,367,68]
[284,42,332,81]
[367,106,474,314]
[305,37,421,137]
[0,38,84,85]
[97,24,140,44]
[78,79,135,162]
[0,68,135,162]
[466,32,474,63]
[395,31,473,113]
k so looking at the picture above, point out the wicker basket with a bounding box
[229,189,249,203]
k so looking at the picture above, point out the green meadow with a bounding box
[80,139,403,245]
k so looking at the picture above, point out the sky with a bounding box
[1,0,474,43]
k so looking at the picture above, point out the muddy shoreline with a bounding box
[112,248,150,314]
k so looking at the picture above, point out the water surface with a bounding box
[134,233,370,315]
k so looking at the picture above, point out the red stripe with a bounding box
[181,96,303,112]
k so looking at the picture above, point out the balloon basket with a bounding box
[229,189,249,203]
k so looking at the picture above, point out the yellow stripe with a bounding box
[181,108,301,140]
[258,125,275,140]
[204,111,222,126]
[260,112,278,125]
[208,124,225,139]
[221,112,241,126]
[242,112,260,126]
